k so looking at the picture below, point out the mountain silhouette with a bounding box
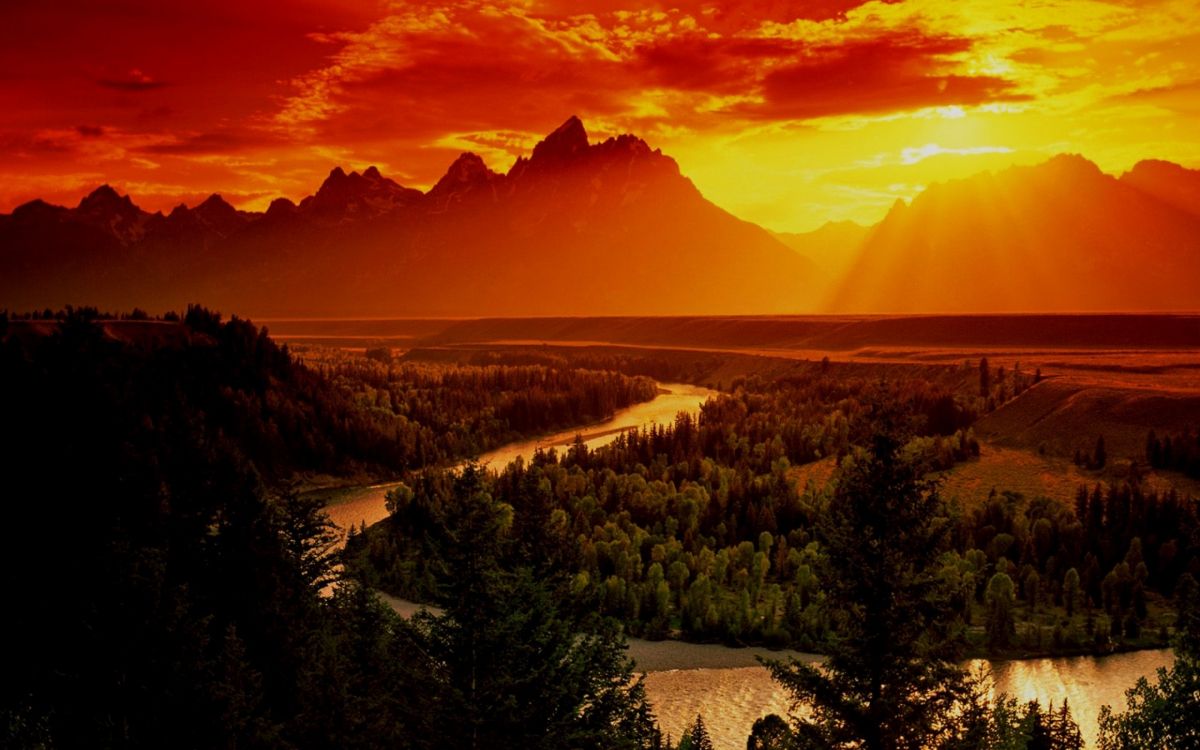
[0,116,814,316]
[830,154,1200,312]
[4,130,1200,315]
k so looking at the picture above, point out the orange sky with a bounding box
[2,0,1198,231]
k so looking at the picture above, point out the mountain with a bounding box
[0,116,815,316]
[773,221,870,302]
[1120,159,1200,218]
[830,154,1200,312]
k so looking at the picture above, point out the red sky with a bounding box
[2,0,1198,231]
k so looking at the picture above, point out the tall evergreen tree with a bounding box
[764,427,977,750]
[678,715,715,750]
[412,466,662,750]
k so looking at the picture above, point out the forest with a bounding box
[3,308,1196,749]
[0,308,661,749]
[352,358,1197,655]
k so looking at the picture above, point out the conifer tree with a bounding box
[764,424,977,750]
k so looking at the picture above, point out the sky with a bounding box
[1,0,1198,232]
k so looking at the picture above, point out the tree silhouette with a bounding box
[764,423,976,750]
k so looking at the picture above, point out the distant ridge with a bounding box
[4,133,1200,315]
[830,154,1200,312]
[259,313,1200,352]
[0,117,814,316]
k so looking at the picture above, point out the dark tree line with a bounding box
[311,349,658,461]
[1146,428,1200,478]
[0,309,661,750]
[3,308,659,480]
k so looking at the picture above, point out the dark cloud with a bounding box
[0,131,79,157]
[75,125,106,137]
[635,36,798,93]
[734,31,1027,119]
[97,69,168,92]
[139,131,279,155]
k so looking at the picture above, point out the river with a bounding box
[310,381,719,535]
[639,649,1173,750]
[316,382,1172,749]
[380,593,1170,749]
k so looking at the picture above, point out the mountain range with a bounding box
[2,117,1199,315]
[0,117,813,316]
[829,156,1200,312]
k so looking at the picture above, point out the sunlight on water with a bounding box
[645,667,793,750]
[643,649,1173,750]
[313,382,717,535]
[473,382,718,469]
[982,650,1173,748]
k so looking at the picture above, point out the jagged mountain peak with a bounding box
[431,153,497,193]
[197,194,235,212]
[301,163,423,218]
[78,184,138,213]
[1037,152,1104,179]
[531,116,589,163]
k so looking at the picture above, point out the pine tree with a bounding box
[412,465,662,750]
[677,714,715,750]
[1093,436,1107,470]
[764,426,977,750]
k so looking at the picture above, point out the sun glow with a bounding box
[0,0,1197,231]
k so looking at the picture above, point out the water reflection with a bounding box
[983,650,1173,747]
[312,382,718,535]
[643,650,1173,750]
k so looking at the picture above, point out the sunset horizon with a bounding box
[4,0,1199,233]
[4,3,1200,750]
[12,112,1193,237]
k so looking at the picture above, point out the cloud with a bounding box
[138,131,281,156]
[270,1,1027,149]
[96,68,168,92]
[899,143,1014,164]
[737,30,1027,120]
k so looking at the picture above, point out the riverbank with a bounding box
[373,589,1172,750]
[376,590,1171,672]
[310,380,719,535]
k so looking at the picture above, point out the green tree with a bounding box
[678,714,715,750]
[1098,573,1200,748]
[747,714,793,750]
[1063,568,1080,619]
[412,466,661,750]
[986,572,1017,652]
[764,428,976,750]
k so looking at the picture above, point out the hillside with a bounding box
[773,220,870,301]
[324,313,1200,351]
[974,377,1200,459]
[0,117,815,317]
[829,155,1200,312]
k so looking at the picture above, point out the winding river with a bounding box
[310,382,719,535]
[313,382,1172,750]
